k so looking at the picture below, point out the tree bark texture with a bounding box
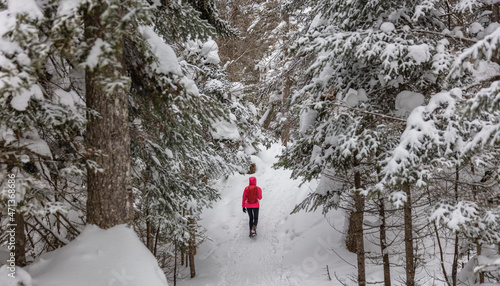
[174,242,178,286]
[452,166,460,286]
[452,234,459,286]
[146,218,154,252]
[84,2,133,228]
[262,105,275,130]
[403,183,415,286]
[345,168,366,286]
[477,243,485,283]
[188,210,196,278]
[189,248,196,278]
[346,209,357,253]
[14,212,27,266]
[379,196,391,286]
[493,4,500,22]
[353,171,366,286]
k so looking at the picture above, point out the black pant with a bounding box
[247,208,259,230]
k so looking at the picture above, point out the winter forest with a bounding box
[1,0,500,285]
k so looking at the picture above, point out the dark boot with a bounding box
[252,225,257,236]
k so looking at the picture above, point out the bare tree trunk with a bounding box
[154,225,160,257]
[189,248,196,278]
[353,190,366,286]
[280,80,291,146]
[451,166,460,286]
[434,222,451,286]
[477,243,484,283]
[181,248,185,266]
[14,212,26,266]
[403,183,415,286]
[379,195,391,286]
[491,4,500,66]
[344,157,366,286]
[346,208,358,253]
[451,234,459,286]
[84,2,133,228]
[493,4,500,22]
[173,241,177,286]
[262,105,275,129]
[445,1,451,30]
[281,121,290,147]
[146,212,154,252]
[280,14,291,147]
[189,210,196,278]
[353,168,366,286]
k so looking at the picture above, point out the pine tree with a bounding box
[376,1,500,283]
[0,0,87,263]
[275,0,465,284]
[83,0,138,228]
[0,0,249,275]
[127,2,254,278]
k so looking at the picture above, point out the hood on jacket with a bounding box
[249,177,257,186]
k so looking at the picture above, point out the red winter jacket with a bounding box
[242,176,262,208]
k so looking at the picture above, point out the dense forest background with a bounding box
[1,0,500,285]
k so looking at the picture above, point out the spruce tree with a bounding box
[275,0,463,284]
[0,0,248,274]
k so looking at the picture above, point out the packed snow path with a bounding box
[177,145,389,286]
[211,171,294,286]
[178,145,310,286]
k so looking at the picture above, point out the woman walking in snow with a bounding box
[242,176,262,237]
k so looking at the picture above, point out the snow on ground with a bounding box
[0,143,422,286]
[177,144,362,286]
[0,225,169,286]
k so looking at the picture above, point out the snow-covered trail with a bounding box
[177,144,361,286]
[178,145,308,286]
[176,144,440,286]
[214,172,294,286]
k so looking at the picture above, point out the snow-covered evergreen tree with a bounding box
[275,0,470,284]
[0,0,253,277]
[378,1,500,283]
[0,0,87,263]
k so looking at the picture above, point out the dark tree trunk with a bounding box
[345,157,366,286]
[379,195,391,286]
[280,14,291,146]
[189,248,196,278]
[262,105,275,130]
[451,234,459,286]
[154,224,160,256]
[493,4,500,22]
[403,183,415,286]
[173,242,177,286]
[346,209,358,253]
[434,222,451,286]
[451,166,460,286]
[14,212,26,266]
[84,2,133,228]
[353,190,366,286]
[353,171,366,286]
[491,5,500,66]
[189,211,196,278]
[477,243,484,283]
[181,247,185,266]
[146,215,154,252]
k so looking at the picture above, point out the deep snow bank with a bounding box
[0,224,169,286]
